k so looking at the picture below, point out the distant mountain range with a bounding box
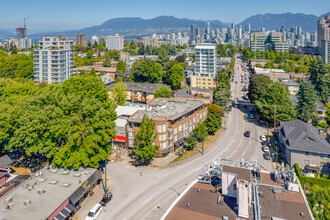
[239,12,330,32]
[1,12,329,39]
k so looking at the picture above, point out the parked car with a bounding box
[100,192,113,206]
[86,204,102,220]
[244,131,250,137]
[262,145,269,152]
[260,135,267,142]
[263,152,271,160]
[249,114,254,119]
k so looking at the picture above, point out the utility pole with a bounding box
[274,105,277,163]
[104,159,108,194]
[202,122,204,155]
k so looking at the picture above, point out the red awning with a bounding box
[114,136,127,143]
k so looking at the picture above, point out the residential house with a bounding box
[277,119,330,174]
[279,78,300,95]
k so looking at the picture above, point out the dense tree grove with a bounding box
[164,64,185,90]
[213,68,232,108]
[154,86,172,98]
[248,74,273,103]
[297,81,319,125]
[131,59,163,83]
[0,50,33,79]
[0,76,117,169]
[256,82,296,122]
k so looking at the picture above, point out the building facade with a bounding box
[317,16,330,63]
[250,32,289,52]
[75,33,88,47]
[127,98,207,156]
[33,37,74,84]
[191,43,216,89]
[106,34,124,50]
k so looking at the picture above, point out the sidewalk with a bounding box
[72,179,114,220]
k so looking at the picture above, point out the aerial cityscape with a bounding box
[0,1,329,220]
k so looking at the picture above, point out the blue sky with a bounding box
[0,0,329,31]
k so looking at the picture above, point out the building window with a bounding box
[174,128,177,134]
[157,125,162,132]
[162,124,166,132]
[189,119,192,125]
[174,135,177,142]
[179,125,182,131]
[193,117,196,123]
[179,132,182,139]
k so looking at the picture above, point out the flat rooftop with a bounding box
[128,98,204,122]
[163,167,312,220]
[107,82,168,94]
[165,182,245,220]
[0,167,98,220]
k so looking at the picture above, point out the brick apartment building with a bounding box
[126,98,207,156]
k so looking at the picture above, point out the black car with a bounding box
[244,131,250,137]
[228,105,232,111]
[263,152,271,160]
[100,192,113,206]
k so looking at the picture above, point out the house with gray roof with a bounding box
[277,119,330,174]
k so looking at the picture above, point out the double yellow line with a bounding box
[140,201,163,220]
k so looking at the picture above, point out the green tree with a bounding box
[99,71,105,77]
[194,122,208,141]
[205,112,221,133]
[116,60,126,73]
[157,46,170,70]
[192,53,196,63]
[103,53,111,67]
[185,136,196,151]
[165,64,185,90]
[133,115,159,164]
[111,82,127,106]
[309,60,330,103]
[248,74,273,103]
[325,102,330,127]
[138,43,145,55]
[89,68,96,76]
[132,59,163,83]
[297,82,319,125]
[256,82,296,122]
[154,86,172,98]
[85,50,94,65]
[207,104,224,117]
[264,61,275,69]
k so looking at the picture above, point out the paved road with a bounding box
[98,55,273,220]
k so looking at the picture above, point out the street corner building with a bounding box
[126,98,208,157]
[0,167,102,220]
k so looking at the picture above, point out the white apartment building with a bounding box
[191,43,216,89]
[105,34,124,50]
[318,15,330,64]
[33,37,74,84]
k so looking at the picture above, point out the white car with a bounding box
[262,146,269,152]
[260,135,267,142]
[86,204,102,220]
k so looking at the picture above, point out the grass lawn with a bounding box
[170,129,222,163]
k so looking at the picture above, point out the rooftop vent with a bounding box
[50,169,57,173]
[49,180,58,185]
[73,173,82,177]
[35,171,43,177]
[28,185,34,191]
[23,199,31,206]
[5,196,13,204]
[37,189,46,195]
[61,171,70,175]
[273,189,282,194]
[38,178,46,182]
[5,203,14,210]
[61,182,71,187]
[22,183,30,189]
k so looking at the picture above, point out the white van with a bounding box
[85,204,102,220]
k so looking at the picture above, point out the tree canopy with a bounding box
[154,86,172,98]
[164,64,185,90]
[111,82,127,106]
[248,74,273,103]
[131,59,163,83]
[0,51,33,79]
[0,76,117,169]
[297,81,319,125]
[256,82,296,122]
[133,115,159,163]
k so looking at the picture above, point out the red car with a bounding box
[235,81,238,84]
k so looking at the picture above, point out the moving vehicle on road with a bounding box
[86,204,102,220]
[244,131,250,137]
[260,135,267,142]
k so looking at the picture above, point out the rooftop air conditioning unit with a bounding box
[5,196,13,204]
[23,199,31,206]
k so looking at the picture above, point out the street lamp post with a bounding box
[202,122,204,155]
[104,159,108,194]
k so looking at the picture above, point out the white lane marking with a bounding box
[194,168,200,172]
[142,197,153,205]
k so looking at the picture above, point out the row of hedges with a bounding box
[294,164,330,188]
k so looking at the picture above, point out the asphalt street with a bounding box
[98,55,273,220]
